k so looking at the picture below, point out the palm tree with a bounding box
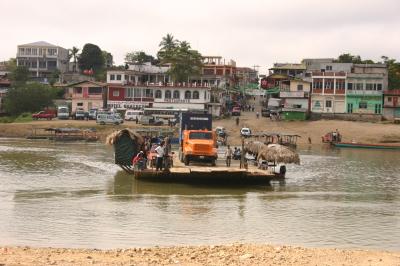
[69,46,80,73]
[159,33,177,50]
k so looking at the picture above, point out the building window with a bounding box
[134,88,142,97]
[110,74,115,80]
[155,90,162,98]
[32,48,38,55]
[193,91,199,99]
[204,91,207,99]
[359,102,367,109]
[325,100,332,108]
[74,87,82,94]
[173,90,180,99]
[165,90,171,99]
[388,97,392,102]
[336,80,345,90]
[144,89,153,98]
[377,84,382,91]
[116,75,122,80]
[366,83,374,90]
[324,80,333,89]
[48,48,57,56]
[19,48,25,55]
[31,61,37,68]
[326,65,332,71]
[77,102,83,106]
[89,87,102,94]
[124,75,128,81]
[25,48,31,55]
[297,84,303,91]
[347,83,353,90]
[356,83,363,90]
[184,90,191,99]
[126,88,134,98]
[113,90,119,97]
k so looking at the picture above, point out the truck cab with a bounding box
[181,129,217,166]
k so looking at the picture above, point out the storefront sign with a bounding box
[107,101,150,109]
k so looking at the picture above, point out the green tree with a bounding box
[125,51,156,64]
[10,65,30,85]
[336,53,362,64]
[4,83,56,115]
[49,69,61,86]
[381,56,400,89]
[102,51,113,68]
[69,46,80,72]
[157,33,179,62]
[157,35,203,82]
[78,43,105,73]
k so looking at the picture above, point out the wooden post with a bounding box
[240,137,244,169]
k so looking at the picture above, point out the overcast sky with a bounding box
[1,0,399,74]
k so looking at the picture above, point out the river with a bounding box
[0,138,399,250]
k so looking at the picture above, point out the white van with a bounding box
[124,110,143,121]
[57,106,70,120]
[96,113,124,125]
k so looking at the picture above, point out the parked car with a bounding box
[261,108,270,117]
[215,126,227,137]
[88,109,98,120]
[125,109,143,121]
[74,108,86,120]
[231,106,241,116]
[96,113,123,125]
[240,127,252,138]
[32,111,56,120]
[140,115,163,126]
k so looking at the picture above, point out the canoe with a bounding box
[333,142,400,150]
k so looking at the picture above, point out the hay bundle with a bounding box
[257,144,300,164]
[106,129,145,166]
[245,141,268,156]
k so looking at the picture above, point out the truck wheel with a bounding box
[211,160,216,166]
[184,156,190,166]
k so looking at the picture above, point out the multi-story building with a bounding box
[16,41,69,81]
[383,90,400,119]
[69,81,107,113]
[190,56,236,89]
[269,63,306,77]
[346,64,387,114]
[107,67,210,110]
[310,71,347,113]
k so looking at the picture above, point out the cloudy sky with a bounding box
[1,0,399,74]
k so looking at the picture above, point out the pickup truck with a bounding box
[32,111,56,120]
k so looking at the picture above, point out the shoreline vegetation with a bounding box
[1,244,399,265]
[1,118,400,146]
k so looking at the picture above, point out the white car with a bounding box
[125,110,143,121]
[240,127,252,137]
[97,113,123,125]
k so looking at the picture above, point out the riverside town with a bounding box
[1,1,400,265]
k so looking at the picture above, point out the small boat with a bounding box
[333,142,400,150]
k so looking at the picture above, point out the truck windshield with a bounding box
[59,108,68,113]
[189,132,212,140]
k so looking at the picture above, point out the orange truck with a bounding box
[179,113,218,166]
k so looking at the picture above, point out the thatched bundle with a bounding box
[245,141,268,155]
[106,129,145,166]
[106,129,144,146]
[257,144,300,164]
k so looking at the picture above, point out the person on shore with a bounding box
[236,117,239,126]
[225,145,232,167]
[135,116,138,124]
[155,141,165,171]
[308,137,312,144]
[256,112,260,119]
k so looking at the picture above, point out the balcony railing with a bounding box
[347,90,382,96]
[280,91,306,98]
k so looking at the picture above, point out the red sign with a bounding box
[260,78,268,89]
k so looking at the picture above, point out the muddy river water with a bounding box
[0,138,399,250]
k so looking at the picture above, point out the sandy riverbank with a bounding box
[1,116,400,146]
[1,244,399,266]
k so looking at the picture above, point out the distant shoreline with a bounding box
[0,118,400,146]
[1,244,399,265]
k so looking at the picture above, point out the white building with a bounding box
[16,41,69,80]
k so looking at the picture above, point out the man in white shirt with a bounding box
[155,141,165,171]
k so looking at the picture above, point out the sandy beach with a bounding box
[1,244,400,266]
